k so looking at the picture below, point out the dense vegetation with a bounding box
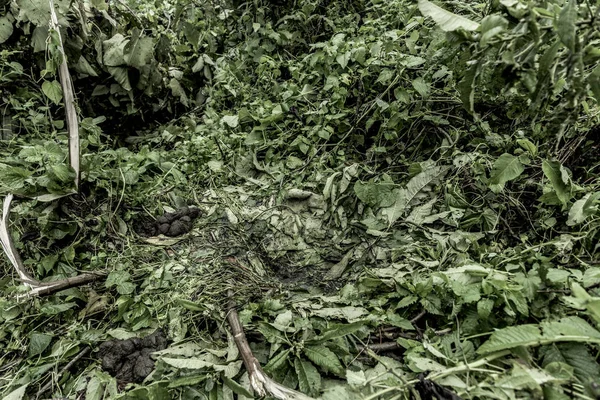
[1,0,600,398]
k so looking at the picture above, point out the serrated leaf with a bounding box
[557,0,577,51]
[303,345,344,376]
[567,192,600,226]
[489,153,524,193]
[42,80,63,105]
[478,325,542,354]
[542,160,571,207]
[541,316,600,340]
[418,0,480,31]
[294,358,321,395]
[223,376,253,397]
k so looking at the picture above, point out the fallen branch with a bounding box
[226,290,314,400]
[0,194,104,297]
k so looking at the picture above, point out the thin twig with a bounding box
[35,347,90,399]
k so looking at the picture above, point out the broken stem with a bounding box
[226,290,314,400]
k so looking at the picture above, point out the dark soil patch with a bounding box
[134,206,200,237]
[98,329,168,383]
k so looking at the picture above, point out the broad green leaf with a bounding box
[42,80,63,105]
[4,384,28,400]
[517,139,537,156]
[418,0,480,31]
[0,16,13,44]
[353,181,394,207]
[412,77,430,97]
[542,160,571,207]
[477,325,542,354]
[303,345,344,375]
[382,165,447,224]
[103,34,128,66]
[75,56,99,77]
[16,0,69,26]
[50,163,75,183]
[222,376,253,397]
[480,15,508,47]
[264,349,292,373]
[29,332,52,357]
[557,0,577,51]
[221,115,239,128]
[294,358,321,395]
[541,317,600,340]
[336,51,350,69]
[310,321,367,343]
[489,153,524,193]
[85,376,103,400]
[567,192,600,226]
[124,28,154,69]
[107,66,131,91]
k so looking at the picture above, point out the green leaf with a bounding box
[42,80,63,105]
[567,192,600,226]
[488,153,524,193]
[294,358,321,395]
[3,384,28,400]
[542,160,571,207]
[418,0,480,31]
[480,15,508,47]
[103,34,128,66]
[336,51,350,69]
[124,28,154,69]
[541,317,600,340]
[222,376,253,397]
[0,16,13,44]
[40,302,77,315]
[29,332,53,357]
[517,139,537,156]
[309,321,367,343]
[353,181,394,207]
[557,0,577,51]
[382,165,447,224]
[221,115,239,128]
[412,77,430,97]
[478,325,542,354]
[303,345,344,376]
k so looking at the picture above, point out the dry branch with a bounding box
[226,290,314,400]
[49,0,80,189]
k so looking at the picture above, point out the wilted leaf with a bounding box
[567,192,600,226]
